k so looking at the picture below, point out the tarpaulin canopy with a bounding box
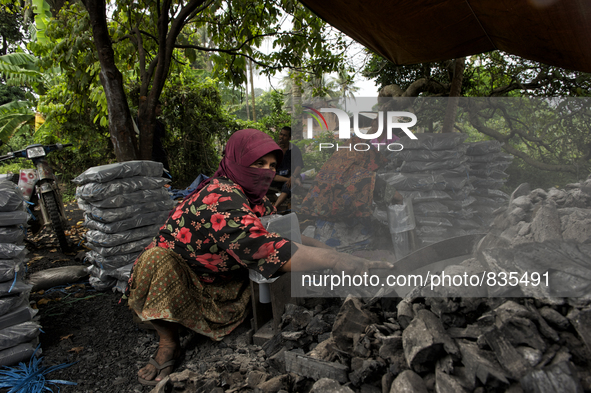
[299,0,591,73]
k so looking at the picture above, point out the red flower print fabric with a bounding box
[145,178,293,282]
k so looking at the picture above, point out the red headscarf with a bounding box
[193,129,283,205]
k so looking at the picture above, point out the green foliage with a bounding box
[161,78,237,188]
[0,100,36,141]
[0,1,28,55]
[292,131,337,173]
[361,51,591,185]
[0,126,36,175]
[33,2,104,121]
[465,52,591,97]
[230,90,291,137]
[0,84,27,105]
[362,52,456,92]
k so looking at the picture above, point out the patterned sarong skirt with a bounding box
[128,247,251,341]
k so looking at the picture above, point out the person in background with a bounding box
[270,126,303,208]
[299,118,402,219]
[128,129,384,386]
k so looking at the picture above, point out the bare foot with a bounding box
[138,342,181,383]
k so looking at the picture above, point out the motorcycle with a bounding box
[0,141,73,252]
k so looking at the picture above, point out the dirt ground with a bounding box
[19,203,251,393]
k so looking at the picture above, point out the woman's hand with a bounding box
[332,254,393,276]
[281,244,393,274]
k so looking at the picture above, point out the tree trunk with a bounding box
[249,59,256,122]
[82,0,138,162]
[245,70,250,121]
[292,76,303,139]
[137,101,157,160]
[441,57,465,133]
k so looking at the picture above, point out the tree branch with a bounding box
[468,112,582,174]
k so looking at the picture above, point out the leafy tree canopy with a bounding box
[29,0,354,161]
[362,50,591,186]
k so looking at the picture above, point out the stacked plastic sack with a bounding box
[73,161,175,293]
[0,181,40,366]
[466,140,513,228]
[379,133,478,250]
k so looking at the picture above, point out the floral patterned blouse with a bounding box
[145,177,293,283]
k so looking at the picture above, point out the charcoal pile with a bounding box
[156,294,591,393]
[157,177,591,393]
[73,161,174,292]
[0,181,40,366]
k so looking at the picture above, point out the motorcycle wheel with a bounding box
[42,192,70,252]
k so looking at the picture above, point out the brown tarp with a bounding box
[299,0,591,72]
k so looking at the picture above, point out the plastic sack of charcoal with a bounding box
[413,201,450,216]
[76,199,91,212]
[0,305,37,330]
[0,244,26,260]
[87,265,117,281]
[86,250,141,270]
[85,224,160,247]
[447,184,474,200]
[398,133,468,150]
[89,275,117,291]
[468,167,508,179]
[86,235,154,257]
[399,157,467,173]
[0,321,41,351]
[425,164,470,178]
[84,210,169,234]
[88,262,135,284]
[440,196,476,209]
[85,187,170,209]
[415,225,448,237]
[72,160,163,185]
[0,182,24,212]
[469,160,513,172]
[0,341,36,367]
[469,176,507,189]
[447,207,476,220]
[395,147,467,162]
[398,190,451,203]
[466,140,503,156]
[75,176,170,201]
[467,152,514,163]
[379,172,446,191]
[113,262,133,281]
[441,176,468,191]
[113,279,128,294]
[415,215,453,227]
[0,259,24,283]
[0,279,31,298]
[449,218,483,230]
[0,293,27,316]
[82,199,175,223]
[0,211,28,226]
[27,266,89,292]
[0,226,26,244]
